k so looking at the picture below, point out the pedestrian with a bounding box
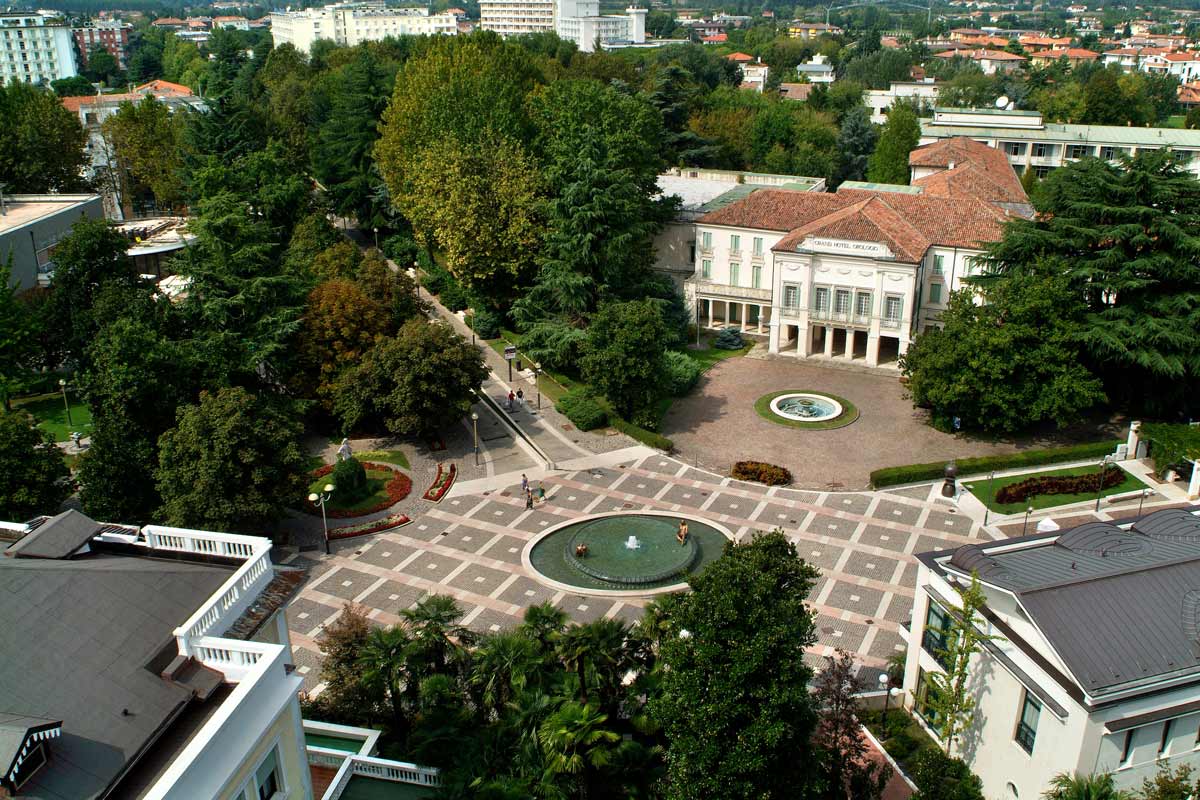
[521,473,528,494]
[525,488,534,510]
[507,389,515,410]
[516,388,525,408]
[537,483,546,504]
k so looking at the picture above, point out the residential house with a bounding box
[787,20,841,38]
[796,53,835,83]
[212,15,250,29]
[1142,51,1200,83]
[1027,47,1100,67]
[864,79,941,124]
[932,48,1027,74]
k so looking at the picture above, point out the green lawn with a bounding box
[964,463,1145,514]
[356,449,411,469]
[753,390,859,430]
[682,333,755,372]
[1166,114,1187,129]
[14,393,93,441]
[309,467,397,514]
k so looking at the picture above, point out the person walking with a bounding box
[516,388,525,408]
[537,482,546,504]
[507,390,515,411]
[521,474,528,494]
[525,488,534,510]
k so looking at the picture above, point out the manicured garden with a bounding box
[869,440,1120,488]
[14,393,93,441]
[754,390,859,430]
[964,463,1145,513]
[307,458,412,517]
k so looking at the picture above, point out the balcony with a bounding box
[880,316,902,330]
[692,280,772,302]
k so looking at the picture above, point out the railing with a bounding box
[880,316,902,330]
[693,280,772,302]
[307,747,351,770]
[190,636,276,682]
[145,526,274,657]
[322,755,442,800]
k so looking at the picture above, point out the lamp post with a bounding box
[534,362,542,410]
[879,673,892,725]
[1022,505,1033,535]
[982,470,995,526]
[373,227,379,249]
[308,482,336,555]
[471,412,479,467]
[58,378,73,429]
[1094,455,1112,511]
[1138,487,1150,517]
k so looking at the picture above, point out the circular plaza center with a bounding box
[525,511,733,596]
[769,392,843,422]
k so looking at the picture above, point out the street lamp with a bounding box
[1094,455,1112,511]
[879,673,892,725]
[471,412,479,466]
[373,226,379,249]
[1138,487,1151,517]
[983,470,995,526]
[534,362,542,410]
[1022,505,1034,535]
[58,378,73,429]
[308,482,336,555]
[412,262,420,299]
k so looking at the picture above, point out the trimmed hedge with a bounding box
[870,440,1120,489]
[995,465,1125,504]
[608,416,674,451]
[556,390,608,432]
[332,457,369,503]
[732,460,792,486]
[663,350,703,396]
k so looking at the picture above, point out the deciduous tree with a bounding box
[867,101,920,185]
[296,279,389,405]
[0,81,89,193]
[0,410,70,520]
[579,300,669,419]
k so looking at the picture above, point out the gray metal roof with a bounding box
[0,553,233,799]
[7,510,101,559]
[922,119,1200,148]
[941,509,1200,696]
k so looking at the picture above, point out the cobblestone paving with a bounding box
[286,453,987,693]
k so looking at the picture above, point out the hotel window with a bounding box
[813,286,830,313]
[884,295,903,325]
[1100,146,1128,161]
[1176,149,1196,163]
[834,289,851,316]
[254,746,281,800]
[932,254,944,275]
[921,600,950,662]
[1002,141,1027,156]
[752,264,762,288]
[1120,730,1135,766]
[1066,144,1093,159]
[730,263,740,286]
[1034,166,1052,178]
[783,283,800,308]
[730,234,741,252]
[752,236,763,256]
[701,259,711,279]
[915,668,943,728]
[855,291,872,319]
[1015,691,1040,754]
[701,231,712,250]
[930,283,942,304]
[1032,142,1056,159]
[1160,720,1174,757]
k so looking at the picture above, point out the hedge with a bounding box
[608,416,674,451]
[870,440,1120,489]
[556,390,608,432]
[732,460,792,486]
[995,465,1125,504]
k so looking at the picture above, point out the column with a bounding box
[844,329,856,360]
[757,305,765,334]
[768,318,780,353]
[823,325,834,358]
[739,303,748,332]
[866,332,880,367]
[898,337,910,357]
[1190,461,1200,500]
[723,301,730,327]
[798,324,810,357]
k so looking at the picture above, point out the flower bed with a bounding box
[995,465,1125,504]
[306,462,412,517]
[423,462,457,502]
[328,513,412,540]
[731,460,792,486]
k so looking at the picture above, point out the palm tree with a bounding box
[1042,773,1132,800]
[538,701,620,800]
[556,624,596,706]
[402,593,473,675]
[472,630,541,718]
[357,624,412,739]
[521,601,568,654]
[578,618,635,714]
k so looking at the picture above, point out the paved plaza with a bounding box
[283,448,989,693]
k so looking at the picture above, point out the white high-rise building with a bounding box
[0,12,78,84]
[270,2,456,54]
[480,0,645,52]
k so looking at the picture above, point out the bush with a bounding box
[608,415,674,451]
[869,440,1119,488]
[331,457,369,503]
[663,350,703,396]
[470,308,502,339]
[437,279,471,312]
[731,461,792,486]
[420,263,453,296]
[908,747,983,800]
[994,465,1124,504]
[556,389,608,432]
[713,326,745,350]
[631,405,661,432]
[382,234,420,265]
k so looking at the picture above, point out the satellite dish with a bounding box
[995,95,1010,109]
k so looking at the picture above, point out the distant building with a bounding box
[72,19,132,69]
[1027,47,1100,67]
[269,2,456,54]
[0,194,103,292]
[778,82,814,101]
[1141,51,1200,83]
[864,80,940,124]
[728,53,768,91]
[149,16,188,30]
[796,52,835,83]
[932,47,1027,74]
[212,14,250,29]
[788,20,841,38]
[478,0,645,52]
[479,0,554,36]
[0,11,78,84]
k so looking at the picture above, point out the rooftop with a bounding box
[0,195,101,236]
[923,115,1200,147]
[657,168,823,217]
[909,136,1031,210]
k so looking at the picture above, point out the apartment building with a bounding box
[73,19,132,68]
[270,2,456,54]
[919,107,1200,179]
[0,12,78,84]
[904,508,1200,800]
[864,80,941,123]
[0,194,103,292]
[480,0,645,51]
[478,0,554,36]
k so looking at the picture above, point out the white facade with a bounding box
[904,520,1200,800]
[796,52,835,82]
[865,80,940,124]
[0,12,77,84]
[920,107,1200,179]
[479,0,555,36]
[270,3,456,54]
[480,0,645,51]
[1142,52,1200,83]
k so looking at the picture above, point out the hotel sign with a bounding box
[800,237,893,259]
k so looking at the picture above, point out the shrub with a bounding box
[732,461,792,486]
[712,326,745,350]
[437,279,471,312]
[608,415,674,451]
[470,308,502,339]
[331,457,369,503]
[994,465,1124,504]
[420,263,453,296]
[869,440,1120,488]
[631,405,661,431]
[556,389,608,432]
[663,350,703,396]
[382,234,420,265]
[908,747,984,800]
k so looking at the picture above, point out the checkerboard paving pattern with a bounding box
[286,454,986,692]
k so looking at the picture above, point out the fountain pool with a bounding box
[526,512,732,594]
[769,392,842,422]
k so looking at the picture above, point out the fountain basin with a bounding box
[525,511,734,596]
[769,392,842,422]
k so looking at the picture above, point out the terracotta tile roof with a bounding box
[726,51,754,61]
[908,137,1029,206]
[778,82,814,101]
[134,79,192,96]
[1161,52,1200,62]
[934,48,1026,61]
[698,187,1011,263]
[1031,47,1100,60]
[1179,83,1200,104]
[151,16,186,25]
[701,33,728,42]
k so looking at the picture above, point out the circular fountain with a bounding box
[525,511,733,596]
[769,392,843,422]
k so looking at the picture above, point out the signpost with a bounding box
[504,345,517,381]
